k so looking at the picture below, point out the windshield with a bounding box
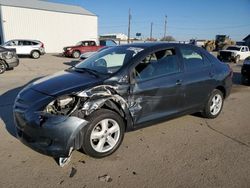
[226,46,240,51]
[76,41,83,46]
[75,46,144,74]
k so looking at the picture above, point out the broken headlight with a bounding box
[1,51,14,59]
[45,96,77,115]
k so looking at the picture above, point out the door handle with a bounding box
[176,79,182,85]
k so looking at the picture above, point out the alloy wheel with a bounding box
[90,118,120,153]
[210,94,223,116]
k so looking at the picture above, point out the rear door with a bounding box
[129,47,185,125]
[179,46,215,111]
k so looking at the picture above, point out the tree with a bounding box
[160,36,176,41]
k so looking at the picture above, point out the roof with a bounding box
[243,35,250,41]
[0,0,96,16]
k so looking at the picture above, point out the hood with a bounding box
[30,70,103,96]
[64,45,81,49]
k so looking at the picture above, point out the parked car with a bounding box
[0,46,19,74]
[217,46,250,63]
[14,43,232,166]
[241,56,250,84]
[79,46,110,60]
[63,39,116,58]
[2,39,45,59]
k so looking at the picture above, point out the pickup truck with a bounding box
[217,46,250,63]
[63,39,117,58]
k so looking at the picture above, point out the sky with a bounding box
[48,0,250,41]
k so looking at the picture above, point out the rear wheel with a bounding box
[202,89,224,119]
[81,109,125,158]
[0,61,6,74]
[72,51,80,58]
[31,51,40,59]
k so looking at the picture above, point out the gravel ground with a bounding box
[0,54,250,188]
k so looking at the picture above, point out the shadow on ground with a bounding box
[0,77,43,138]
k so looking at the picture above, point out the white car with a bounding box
[2,39,45,59]
[218,46,250,63]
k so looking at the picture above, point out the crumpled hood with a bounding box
[29,70,102,96]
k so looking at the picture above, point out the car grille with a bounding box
[220,51,232,59]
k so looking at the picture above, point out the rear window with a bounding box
[180,48,209,71]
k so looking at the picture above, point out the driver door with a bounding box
[129,47,184,125]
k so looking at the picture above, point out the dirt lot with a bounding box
[0,54,250,188]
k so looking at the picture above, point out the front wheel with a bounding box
[202,89,224,119]
[81,109,125,158]
[0,61,6,74]
[72,51,80,58]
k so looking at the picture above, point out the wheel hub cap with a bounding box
[90,119,120,153]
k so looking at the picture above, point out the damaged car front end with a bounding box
[13,46,140,165]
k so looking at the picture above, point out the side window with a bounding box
[6,41,17,46]
[22,41,32,46]
[134,48,179,80]
[18,41,24,46]
[180,48,206,71]
[89,41,96,46]
[241,47,245,52]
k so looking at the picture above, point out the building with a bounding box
[0,0,98,52]
[243,34,250,48]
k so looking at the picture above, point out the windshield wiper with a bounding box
[72,66,100,78]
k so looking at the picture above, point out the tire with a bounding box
[81,109,125,158]
[0,61,6,74]
[72,51,80,58]
[31,51,40,59]
[234,55,240,64]
[202,89,224,119]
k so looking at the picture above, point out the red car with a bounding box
[63,40,116,58]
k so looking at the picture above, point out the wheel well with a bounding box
[31,50,41,55]
[101,100,128,130]
[0,59,8,68]
[216,86,226,98]
[73,50,80,53]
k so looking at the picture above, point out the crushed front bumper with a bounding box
[14,112,88,158]
[6,57,19,68]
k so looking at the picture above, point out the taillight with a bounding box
[41,43,44,48]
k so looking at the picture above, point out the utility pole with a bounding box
[150,22,153,40]
[164,15,167,39]
[127,8,131,43]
